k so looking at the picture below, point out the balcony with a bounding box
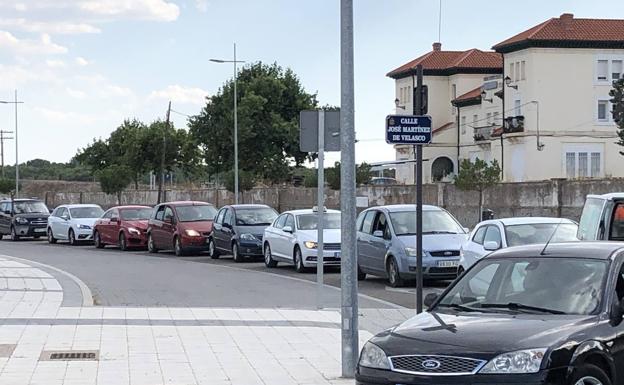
[473,126,494,141]
[504,115,524,134]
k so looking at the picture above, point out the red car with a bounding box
[147,201,217,256]
[93,205,153,250]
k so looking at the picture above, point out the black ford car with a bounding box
[0,199,50,240]
[357,242,624,385]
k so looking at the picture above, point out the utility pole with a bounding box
[157,101,171,204]
[0,131,14,178]
[340,0,358,378]
[0,90,23,197]
[414,65,424,314]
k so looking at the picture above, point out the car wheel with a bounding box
[264,243,278,268]
[357,265,366,281]
[570,364,611,385]
[94,231,104,249]
[294,247,307,273]
[232,242,243,263]
[147,233,158,253]
[10,226,19,241]
[68,229,77,246]
[47,228,57,244]
[208,238,219,259]
[119,232,127,251]
[0,233,3,240]
[174,236,185,256]
[386,257,405,288]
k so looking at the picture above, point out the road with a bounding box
[0,238,447,309]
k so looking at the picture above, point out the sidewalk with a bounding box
[0,255,410,385]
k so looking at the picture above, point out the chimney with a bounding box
[560,13,574,20]
[432,42,442,52]
[560,13,573,31]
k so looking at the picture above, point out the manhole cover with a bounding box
[0,345,16,358]
[40,350,99,361]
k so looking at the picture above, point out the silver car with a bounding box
[356,204,468,287]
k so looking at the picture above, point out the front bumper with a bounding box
[356,366,569,385]
[238,240,263,256]
[75,228,94,241]
[301,248,342,267]
[13,224,47,237]
[180,235,210,251]
[405,258,459,279]
[126,232,148,247]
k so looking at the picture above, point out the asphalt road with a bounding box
[0,238,449,309]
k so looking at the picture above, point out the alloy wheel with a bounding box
[264,244,277,268]
[232,243,242,263]
[119,233,127,251]
[69,230,76,245]
[295,248,306,273]
[148,234,157,253]
[94,232,103,249]
[575,377,603,385]
[47,229,56,244]
[10,227,19,241]
[208,239,219,259]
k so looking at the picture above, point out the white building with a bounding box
[389,14,624,183]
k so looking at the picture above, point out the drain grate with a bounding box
[40,350,99,361]
[0,344,16,358]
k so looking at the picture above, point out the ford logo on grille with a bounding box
[444,251,453,256]
[421,359,441,370]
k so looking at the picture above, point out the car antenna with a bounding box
[540,220,563,256]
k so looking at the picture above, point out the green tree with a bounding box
[74,139,112,172]
[611,78,624,154]
[0,178,14,194]
[108,119,148,189]
[96,165,133,205]
[223,169,256,194]
[454,158,501,219]
[189,62,318,184]
[325,162,374,190]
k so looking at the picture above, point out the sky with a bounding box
[1,0,624,166]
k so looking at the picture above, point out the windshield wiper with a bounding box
[480,302,565,315]
[423,231,458,235]
[436,303,480,312]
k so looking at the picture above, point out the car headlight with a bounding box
[240,233,256,241]
[359,342,390,370]
[128,227,141,235]
[15,217,28,225]
[78,224,91,230]
[405,247,417,256]
[480,348,547,374]
[185,229,201,237]
[304,241,317,249]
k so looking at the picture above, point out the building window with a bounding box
[598,100,609,122]
[461,116,466,135]
[566,152,576,178]
[565,147,602,179]
[493,111,499,124]
[510,63,515,81]
[578,152,588,178]
[473,114,478,126]
[613,60,622,81]
[597,60,608,81]
[515,61,520,82]
[521,61,526,80]
[514,99,522,116]
[486,112,492,125]
[591,152,601,177]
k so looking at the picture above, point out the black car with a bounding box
[0,199,50,241]
[357,242,624,385]
[209,204,278,262]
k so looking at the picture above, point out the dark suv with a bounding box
[0,199,50,240]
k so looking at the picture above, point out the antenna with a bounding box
[540,220,563,256]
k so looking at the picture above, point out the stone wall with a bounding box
[41,179,624,227]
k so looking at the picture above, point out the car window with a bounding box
[0,202,7,213]
[13,201,49,214]
[215,209,226,224]
[484,226,502,246]
[505,223,579,247]
[284,214,295,229]
[121,208,153,220]
[163,207,175,222]
[372,212,388,234]
[70,206,104,218]
[155,206,165,221]
[235,208,277,226]
[110,209,119,220]
[578,197,605,240]
[57,208,67,218]
[389,209,464,236]
[361,211,376,234]
[176,205,218,222]
[610,203,624,241]
[297,213,341,230]
[102,210,113,219]
[274,214,287,229]
[472,226,487,245]
[616,262,624,302]
[223,209,232,226]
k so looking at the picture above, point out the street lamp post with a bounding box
[0,90,24,197]
[210,44,245,204]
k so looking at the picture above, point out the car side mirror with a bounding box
[164,216,174,224]
[463,227,470,233]
[282,226,293,233]
[61,214,70,221]
[111,217,119,223]
[373,230,384,238]
[610,298,624,325]
[483,241,500,251]
[424,293,439,308]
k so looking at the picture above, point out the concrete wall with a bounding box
[42,178,624,228]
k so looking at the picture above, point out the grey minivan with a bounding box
[356,204,468,287]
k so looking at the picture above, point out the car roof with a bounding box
[487,242,624,261]
[160,201,213,206]
[367,204,441,212]
[0,198,43,203]
[587,193,624,200]
[228,204,271,210]
[111,205,152,210]
[58,204,101,209]
[284,209,341,215]
[477,217,576,226]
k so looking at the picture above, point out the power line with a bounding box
[170,109,192,118]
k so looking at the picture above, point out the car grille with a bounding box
[429,250,460,257]
[323,243,340,250]
[389,355,486,375]
[305,256,341,262]
[428,267,458,275]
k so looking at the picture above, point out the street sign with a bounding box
[385,115,432,145]
[300,110,341,152]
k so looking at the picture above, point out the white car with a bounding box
[47,204,104,245]
[459,217,579,273]
[262,208,341,273]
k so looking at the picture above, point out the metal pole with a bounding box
[14,90,18,197]
[415,65,424,314]
[1,131,4,178]
[158,101,171,204]
[233,43,239,205]
[316,110,325,309]
[340,0,358,378]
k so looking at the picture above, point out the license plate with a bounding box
[34,228,46,233]
[334,252,340,258]
[438,260,458,268]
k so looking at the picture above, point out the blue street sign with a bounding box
[385,115,432,145]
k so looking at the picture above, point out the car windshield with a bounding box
[12,201,48,214]
[389,210,465,236]
[120,208,153,220]
[437,257,608,315]
[176,205,217,222]
[236,208,277,226]
[70,207,104,218]
[505,223,579,247]
[297,213,341,230]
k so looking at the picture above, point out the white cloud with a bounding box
[79,0,180,22]
[195,0,208,13]
[0,18,101,34]
[66,87,86,99]
[75,57,89,66]
[0,31,67,55]
[148,85,208,105]
[14,3,26,11]
[46,59,65,68]
[33,107,96,124]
